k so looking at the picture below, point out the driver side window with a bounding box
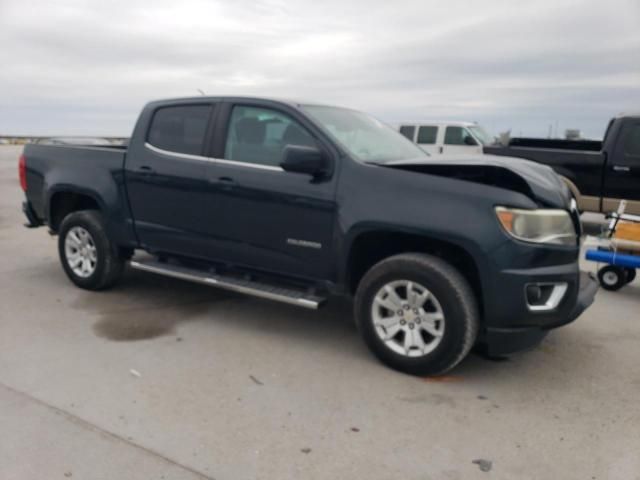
[224,106,316,167]
[444,126,477,146]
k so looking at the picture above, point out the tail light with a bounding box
[19,154,27,191]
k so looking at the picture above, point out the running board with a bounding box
[129,259,326,309]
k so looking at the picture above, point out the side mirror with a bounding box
[280,145,328,177]
[463,135,477,146]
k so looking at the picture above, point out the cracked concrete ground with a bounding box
[1,145,639,479]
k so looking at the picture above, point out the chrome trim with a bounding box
[129,260,320,309]
[144,142,211,162]
[144,142,284,172]
[525,282,568,312]
[212,157,283,172]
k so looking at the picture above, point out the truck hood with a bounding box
[380,154,571,209]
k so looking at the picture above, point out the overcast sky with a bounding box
[1,0,638,138]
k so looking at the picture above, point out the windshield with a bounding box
[302,105,427,163]
[468,125,494,146]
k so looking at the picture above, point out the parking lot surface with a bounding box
[1,145,639,479]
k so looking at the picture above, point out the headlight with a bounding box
[495,207,576,246]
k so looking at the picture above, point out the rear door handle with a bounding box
[612,165,630,173]
[137,165,156,175]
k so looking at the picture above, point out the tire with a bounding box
[58,210,124,290]
[625,268,636,284]
[597,265,626,291]
[354,253,479,376]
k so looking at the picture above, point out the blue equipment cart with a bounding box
[584,201,640,291]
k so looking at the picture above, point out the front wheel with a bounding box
[58,210,124,290]
[355,253,479,376]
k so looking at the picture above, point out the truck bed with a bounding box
[23,143,128,223]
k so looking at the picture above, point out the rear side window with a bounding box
[399,125,416,141]
[147,105,212,155]
[417,126,438,144]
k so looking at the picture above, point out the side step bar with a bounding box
[129,259,326,309]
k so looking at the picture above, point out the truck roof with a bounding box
[146,95,334,110]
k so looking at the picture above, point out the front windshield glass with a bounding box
[302,105,427,163]
[468,125,494,146]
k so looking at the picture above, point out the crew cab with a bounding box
[20,96,597,375]
[485,113,640,215]
[398,121,494,155]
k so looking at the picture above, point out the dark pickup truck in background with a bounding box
[20,96,597,375]
[485,113,640,215]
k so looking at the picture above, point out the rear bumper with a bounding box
[22,200,42,228]
[483,271,598,356]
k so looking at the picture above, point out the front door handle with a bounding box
[612,165,631,173]
[217,176,236,190]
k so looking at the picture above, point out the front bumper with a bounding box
[482,271,598,356]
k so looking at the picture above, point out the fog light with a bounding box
[525,282,568,311]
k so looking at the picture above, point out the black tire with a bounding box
[354,253,479,376]
[625,268,636,284]
[597,265,626,291]
[58,210,125,290]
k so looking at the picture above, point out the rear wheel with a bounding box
[58,210,125,290]
[597,265,626,291]
[355,253,479,376]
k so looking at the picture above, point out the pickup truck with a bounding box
[20,96,598,375]
[485,113,640,215]
[398,121,493,155]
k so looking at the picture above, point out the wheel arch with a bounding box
[48,188,105,232]
[345,229,485,317]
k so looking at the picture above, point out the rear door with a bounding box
[441,126,482,155]
[415,125,439,154]
[603,120,640,214]
[204,101,338,281]
[125,102,219,258]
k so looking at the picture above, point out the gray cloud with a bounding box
[1,0,638,138]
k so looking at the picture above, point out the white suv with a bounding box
[398,121,494,155]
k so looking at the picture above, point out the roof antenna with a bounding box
[197,89,206,96]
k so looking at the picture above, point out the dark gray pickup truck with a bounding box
[20,96,597,375]
[485,113,640,215]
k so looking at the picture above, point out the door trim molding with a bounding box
[144,142,284,172]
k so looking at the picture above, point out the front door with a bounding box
[441,126,482,155]
[603,120,640,214]
[205,102,338,281]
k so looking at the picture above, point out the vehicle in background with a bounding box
[398,121,494,155]
[20,96,597,375]
[485,114,640,215]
